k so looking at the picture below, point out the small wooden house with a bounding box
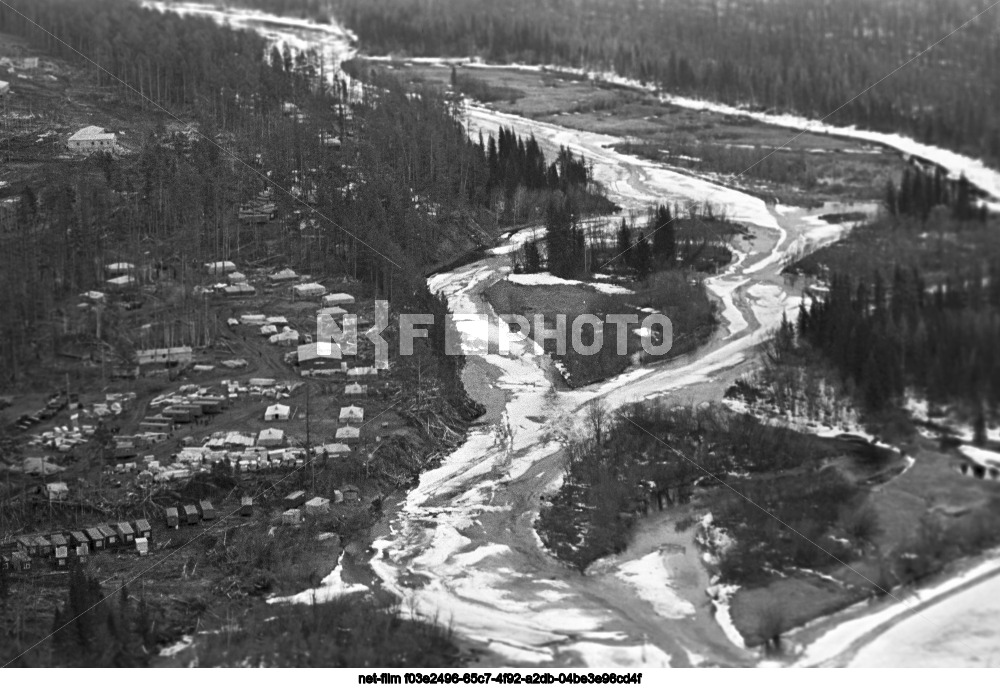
[182,504,199,526]
[49,533,69,551]
[304,496,330,515]
[282,508,302,525]
[34,536,53,558]
[134,519,152,540]
[69,531,89,550]
[16,536,37,557]
[97,524,118,548]
[198,500,216,521]
[344,383,367,397]
[164,507,180,529]
[240,496,253,517]
[85,527,105,550]
[115,522,135,544]
[10,551,31,572]
[341,484,361,502]
[283,490,307,509]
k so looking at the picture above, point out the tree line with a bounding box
[885,162,988,222]
[797,263,1000,434]
[307,0,1000,167]
[521,201,735,281]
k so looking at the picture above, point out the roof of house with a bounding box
[70,125,115,142]
[297,341,342,363]
[134,519,151,532]
[264,403,290,415]
[116,522,135,535]
[339,405,364,421]
[205,260,236,272]
[164,506,179,516]
[97,524,116,537]
[85,527,104,539]
[183,504,198,514]
[199,500,215,510]
[305,497,330,507]
[259,427,285,440]
[292,282,326,295]
[269,329,299,342]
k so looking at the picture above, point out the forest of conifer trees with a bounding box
[311,0,1000,166]
[797,263,1000,430]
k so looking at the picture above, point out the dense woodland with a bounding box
[796,262,1000,431]
[311,0,1000,166]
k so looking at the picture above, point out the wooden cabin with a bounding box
[133,519,152,540]
[198,500,216,521]
[115,522,135,544]
[85,527,105,550]
[282,490,307,509]
[182,504,200,526]
[97,524,118,548]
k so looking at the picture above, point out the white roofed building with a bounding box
[297,341,342,368]
[344,383,367,396]
[264,404,290,421]
[292,282,326,299]
[323,293,355,307]
[335,426,360,442]
[269,329,299,346]
[205,261,236,274]
[105,262,134,275]
[339,405,364,423]
[258,427,286,447]
[68,125,116,153]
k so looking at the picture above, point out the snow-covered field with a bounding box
[615,551,696,619]
[797,552,1000,667]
